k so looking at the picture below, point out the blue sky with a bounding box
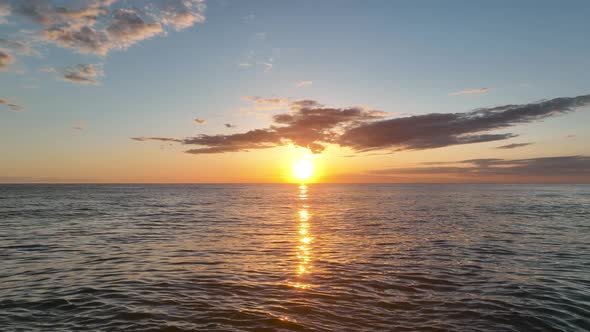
[1,0,589,182]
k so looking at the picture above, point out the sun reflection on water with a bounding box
[290,184,313,289]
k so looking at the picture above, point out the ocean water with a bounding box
[1,184,589,332]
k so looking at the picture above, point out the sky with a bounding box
[1,0,589,183]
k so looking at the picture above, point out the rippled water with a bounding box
[1,184,589,331]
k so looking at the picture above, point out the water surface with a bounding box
[1,184,589,331]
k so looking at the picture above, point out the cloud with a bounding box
[134,94,590,155]
[105,9,163,50]
[0,48,15,69]
[194,118,206,124]
[339,94,590,152]
[131,137,183,143]
[0,98,24,112]
[495,142,533,149]
[241,96,289,111]
[43,64,103,85]
[295,80,313,88]
[134,99,385,154]
[17,0,118,55]
[42,26,110,55]
[72,125,85,131]
[369,156,590,181]
[0,38,40,56]
[184,129,281,154]
[160,0,206,31]
[10,0,206,56]
[224,123,237,128]
[449,88,491,96]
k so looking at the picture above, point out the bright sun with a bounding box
[292,159,314,182]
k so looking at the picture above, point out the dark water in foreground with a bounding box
[1,184,589,331]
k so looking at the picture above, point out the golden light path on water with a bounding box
[291,184,313,290]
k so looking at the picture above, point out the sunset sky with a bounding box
[1,0,589,183]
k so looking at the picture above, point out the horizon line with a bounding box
[1,182,589,185]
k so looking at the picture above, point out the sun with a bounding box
[292,159,314,182]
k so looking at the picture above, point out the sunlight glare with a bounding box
[293,159,314,182]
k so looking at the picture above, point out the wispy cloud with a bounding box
[43,64,103,85]
[131,137,183,143]
[134,94,590,155]
[495,142,533,149]
[369,156,590,181]
[295,80,313,88]
[449,88,491,96]
[340,94,590,152]
[240,96,289,111]
[194,118,206,124]
[225,123,237,128]
[0,98,24,112]
[0,38,40,56]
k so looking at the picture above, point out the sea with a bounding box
[1,184,589,331]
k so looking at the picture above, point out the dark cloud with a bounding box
[369,156,590,180]
[339,94,590,152]
[224,123,237,128]
[270,104,386,153]
[134,94,590,155]
[0,98,24,112]
[495,142,533,149]
[43,64,103,85]
[183,129,281,154]
[43,25,111,55]
[132,101,385,154]
[0,48,15,69]
[194,118,206,124]
[105,9,162,50]
[135,100,385,154]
